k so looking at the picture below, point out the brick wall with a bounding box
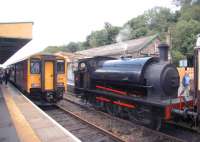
[140,39,161,56]
[131,39,161,58]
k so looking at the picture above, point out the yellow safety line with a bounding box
[1,86,41,142]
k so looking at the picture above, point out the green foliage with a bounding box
[42,46,61,53]
[170,1,200,65]
[180,3,200,21]
[87,30,109,47]
[60,42,80,53]
[173,0,200,6]
[172,19,200,55]
[171,1,200,64]
[42,42,81,54]
[86,23,120,47]
[124,15,148,39]
[43,2,200,66]
[171,49,185,65]
[104,22,120,43]
[144,7,176,32]
[44,7,176,54]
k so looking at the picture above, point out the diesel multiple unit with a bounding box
[9,53,67,104]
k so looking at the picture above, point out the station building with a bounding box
[76,34,161,58]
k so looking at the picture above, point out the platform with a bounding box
[0,83,81,142]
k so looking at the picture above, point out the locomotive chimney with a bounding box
[158,43,169,61]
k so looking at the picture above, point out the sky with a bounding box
[0,0,177,66]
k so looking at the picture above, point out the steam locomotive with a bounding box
[74,43,197,130]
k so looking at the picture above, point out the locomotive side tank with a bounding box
[91,44,179,101]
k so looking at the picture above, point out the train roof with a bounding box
[9,52,65,65]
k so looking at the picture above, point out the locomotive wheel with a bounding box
[128,109,151,126]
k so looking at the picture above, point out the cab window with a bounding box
[30,59,41,74]
[57,60,65,74]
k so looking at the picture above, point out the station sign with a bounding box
[179,59,187,67]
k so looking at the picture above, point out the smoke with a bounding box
[116,25,132,55]
[116,25,132,42]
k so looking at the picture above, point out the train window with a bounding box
[30,59,41,74]
[57,60,65,74]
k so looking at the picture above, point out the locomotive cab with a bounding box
[74,56,115,94]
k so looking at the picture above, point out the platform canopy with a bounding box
[0,22,33,64]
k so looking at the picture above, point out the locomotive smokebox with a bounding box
[158,43,169,61]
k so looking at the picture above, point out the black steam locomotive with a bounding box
[74,44,194,129]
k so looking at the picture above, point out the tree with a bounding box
[171,49,185,65]
[42,46,60,53]
[169,1,200,64]
[124,15,148,39]
[124,7,177,40]
[144,7,177,33]
[85,23,120,48]
[173,0,200,6]
[180,3,200,21]
[42,3,200,66]
[87,30,109,47]
[104,22,120,43]
[172,19,200,55]
[60,42,80,53]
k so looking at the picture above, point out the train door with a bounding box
[44,61,54,90]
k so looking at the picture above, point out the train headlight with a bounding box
[31,83,40,88]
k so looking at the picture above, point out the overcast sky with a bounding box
[0,0,177,66]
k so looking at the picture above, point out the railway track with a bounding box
[50,95,184,142]
[42,105,124,142]
[160,122,200,142]
[62,95,200,142]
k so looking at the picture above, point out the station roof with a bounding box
[0,22,33,64]
[76,34,159,58]
[54,52,88,62]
